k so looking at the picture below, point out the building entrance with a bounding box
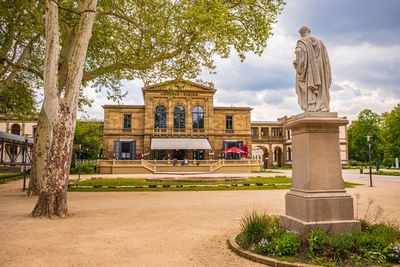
[173,150,186,160]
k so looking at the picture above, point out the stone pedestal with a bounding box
[281,112,360,235]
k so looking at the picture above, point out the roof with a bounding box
[102,105,145,109]
[214,107,252,111]
[151,138,212,150]
[0,131,34,145]
[251,121,285,125]
[142,79,215,91]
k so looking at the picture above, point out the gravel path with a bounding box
[1,174,399,267]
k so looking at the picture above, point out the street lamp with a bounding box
[77,144,82,182]
[367,136,372,187]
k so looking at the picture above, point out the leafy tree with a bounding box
[30,0,285,217]
[0,74,39,118]
[73,121,103,160]
[348,109,383,163]
[381,104,400,166]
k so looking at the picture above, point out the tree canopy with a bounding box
[348,106,400,166]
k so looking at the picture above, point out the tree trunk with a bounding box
[32,0,97,218]
[27,107,51,196]
[32,102,74,217]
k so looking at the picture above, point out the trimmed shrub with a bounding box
[71,161,97,174]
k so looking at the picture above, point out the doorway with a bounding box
[173,150,185,160]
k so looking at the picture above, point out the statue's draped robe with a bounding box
[294,36,331,112]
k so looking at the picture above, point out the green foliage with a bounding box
[256,232,300,257]
[73,121,103,160]
[385,244,400,263]
[359,219,373,232]
[382,104,400,161]
[348,109,384,163]
[274,232,301,256]
[371,224,399,244]
[0,75,39,118]
[239,211,281,248]
[328,233,353,262]
[71,161,97,174]
[307,230,330,257]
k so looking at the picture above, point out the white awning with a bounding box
[151,138,212,150]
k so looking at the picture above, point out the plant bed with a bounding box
[232,211,400,266]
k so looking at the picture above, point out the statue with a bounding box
[293,26,331,112]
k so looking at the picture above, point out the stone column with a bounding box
[280,112,360,235]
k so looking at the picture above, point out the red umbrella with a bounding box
[220,147,246,154]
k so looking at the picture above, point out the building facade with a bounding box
[102,80,252,162]
[102,80,349,168]
[0,116,37,138]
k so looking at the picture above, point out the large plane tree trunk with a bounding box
[32,0,97,218]
[27,108,51,196]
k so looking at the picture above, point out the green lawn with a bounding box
[0,173,26,184]
[68,177,360,192]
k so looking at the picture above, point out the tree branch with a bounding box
[96,11,151,33]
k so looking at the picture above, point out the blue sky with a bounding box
[81,0,400,122]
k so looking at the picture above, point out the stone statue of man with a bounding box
[293,26,331,112]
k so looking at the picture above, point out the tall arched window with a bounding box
[173,105,185,128]
[154,105,166,128]
[192,106,204,129]
[11,124,21,135]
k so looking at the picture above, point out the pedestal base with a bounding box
[281,114,360,235]
[280,215,361,236]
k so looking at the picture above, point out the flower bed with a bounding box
[235,211,400,266]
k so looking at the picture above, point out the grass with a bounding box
[67,177,361,192]
[0,173,26,184]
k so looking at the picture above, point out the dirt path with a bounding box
[1,177,399,267]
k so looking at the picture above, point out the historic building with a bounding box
[102,80,349,169]
[102,80,252,162]
[0,116,37,138]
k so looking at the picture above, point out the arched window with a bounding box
[192,106,204,129]
[173,105,185,128]
[154,106,166,128]
[11,124,20,135]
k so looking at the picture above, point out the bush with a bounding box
[307,230,330,257]
[239,211,284,250]
[256,232,301,257]
[329,233,353,262]
[382,158,395,168]
[371,224,399,244]
[359,219,372,232]
[71,161,97,174]
[274,232,301,256]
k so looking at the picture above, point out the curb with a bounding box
[228,234,319,267]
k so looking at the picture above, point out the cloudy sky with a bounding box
[80,0,400,122]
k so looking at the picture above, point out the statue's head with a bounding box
[299,26,311,37]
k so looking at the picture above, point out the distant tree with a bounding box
[381,103,400,166]
[73,121,103,160]
[348,109,384,163]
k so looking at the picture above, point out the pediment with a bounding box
[142,79,216,94]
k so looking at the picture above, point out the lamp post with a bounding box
[367,136,372,187]
[78,144,82,182]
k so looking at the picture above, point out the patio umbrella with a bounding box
[220,147,246,154]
